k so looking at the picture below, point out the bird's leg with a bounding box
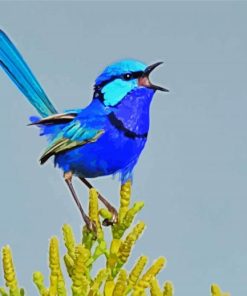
[79,177,118,226]
[64,172,96,234]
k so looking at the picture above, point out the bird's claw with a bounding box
[84,216,97,238]
[102,207,118,226]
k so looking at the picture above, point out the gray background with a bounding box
[0,1,246,295]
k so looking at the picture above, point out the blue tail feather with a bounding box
[0,30,57,118]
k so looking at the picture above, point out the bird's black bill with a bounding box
[143,61,169,92]
[150,84,169,92]
[144,61,164,76]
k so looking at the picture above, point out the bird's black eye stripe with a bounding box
[132,71,144,78]
[122,71,143,81]
[94,71,144,91]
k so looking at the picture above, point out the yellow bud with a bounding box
[33,272,48,296]
[137,257,166,289]
[62,224,76,260]
[48,237,66,295]
[129,256,148,287]
[211,284,230,296]
[49,237,60,272]
[120,181,132,207]
[150,278,162,296]
[107,239,122,269]
[49,275,57,296]
[71,275,89,296]
[118,222,145,265]
[2,246,19,294]
[163,281,173,296]
[64,254,74,277]
[123,202,144,229]
[118,181,132,223]
[71,245,90,293]
[99,208,113,220]
[75,244,91,264]
[112,269,127,296]
[90,269,109,293]
[89,189,100,227]
[88,188,105,240]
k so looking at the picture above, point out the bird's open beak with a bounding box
[138,62,169,92]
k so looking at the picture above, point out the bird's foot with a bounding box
[84,215,97,238]
[102,204,118,227]
[79,177,118,227]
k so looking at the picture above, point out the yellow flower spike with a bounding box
[62,224,76,261]
[71,245,91,294]
[113,202,145,241]
[64,254,74,278]
[136,257,166,290]
[89,189,101,228]
[49,237,59,270]
[117,222,145,267]
[2,245,20,296]
[107,239,122,271]
[33,272,49,296]
[123,202,144,229]
[211,284,230,296]
[163,281,173,296]
[211,284,221,296]
[49,275,57,296]
[75,244,91,265]
[112,269,127,296]
[48,237,67,296]
[112,183,142,241]
[89,268,109,294]
[57,276,67,296]
[150,278,162,296]
[128,256,148,288]
[71,275,89,296]
[118,181,132,223]
[112,224,126,240]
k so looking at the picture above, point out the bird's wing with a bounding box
[29,112,78,125]
[40,118,104,164]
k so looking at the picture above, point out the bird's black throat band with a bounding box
[107,112,148,140]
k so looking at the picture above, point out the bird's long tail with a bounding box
[0,30,58,118]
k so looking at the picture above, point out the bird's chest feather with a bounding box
[112,88,153,135]
[55,88,154,179]
[101,88,154,162]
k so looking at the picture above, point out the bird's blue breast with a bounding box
[54,87,154,182]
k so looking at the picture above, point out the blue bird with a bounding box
[0,30,168,231]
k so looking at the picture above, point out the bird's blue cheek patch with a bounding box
[102,79,137,106]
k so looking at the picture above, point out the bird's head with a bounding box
[94,59,168,107]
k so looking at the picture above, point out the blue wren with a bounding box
[0,30,168,231]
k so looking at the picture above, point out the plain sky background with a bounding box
[0,1,246,295]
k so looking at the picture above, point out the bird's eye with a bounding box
[122,73,133,81]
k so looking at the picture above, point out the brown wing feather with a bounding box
[29,113,77,126]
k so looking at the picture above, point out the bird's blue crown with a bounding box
[94,59,147,107]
